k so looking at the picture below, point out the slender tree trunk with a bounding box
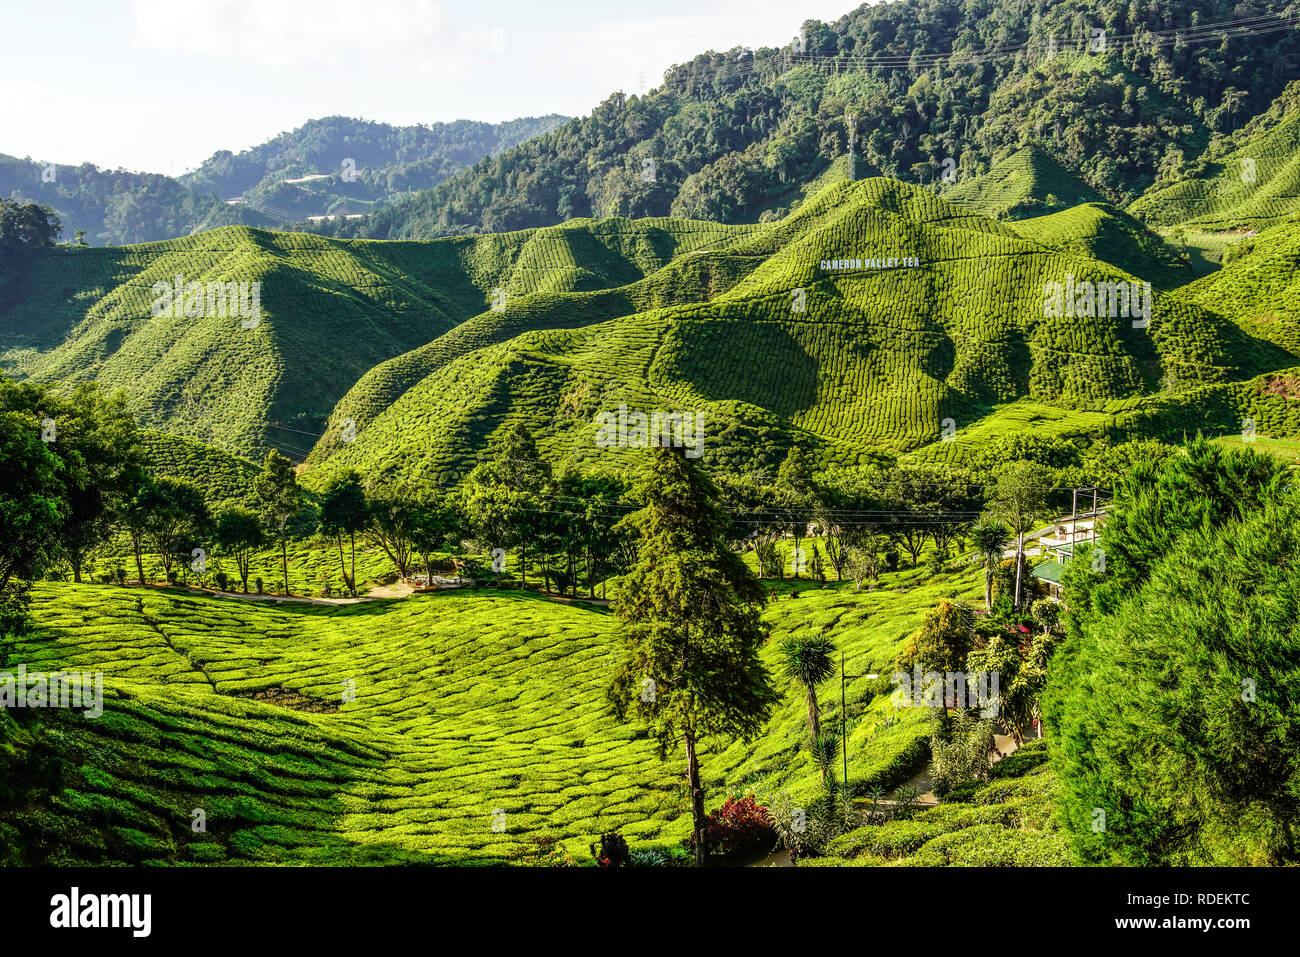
[349,530,357,597]
[131,531,145,585]
[684,728,706,867]
[335,533,348,594]
[984,563,993,612]
[281,531,290,596]
[1013,531,1024,608]
[806,686,823,780]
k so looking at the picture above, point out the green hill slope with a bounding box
[1009,203,1193,291]
[138,430,262,514]
[1129,79,1300,233]
[306,218,762,458]
[945,146,1107,221]
[0,567,974,863]
[0,226,490,456]
[304,178,1275,487]
[8,177,1292,481]
[1176,219,1300,354]
[1105,220,1300,445]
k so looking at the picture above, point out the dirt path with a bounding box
[890,729,1023,806]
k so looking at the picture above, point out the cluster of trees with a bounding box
[0,392,638,607]
[716,436,1172,604]
[0,377,312,608]
[0,199,61,301]
[600,439,1072,864]
[1045,438,1300,865]
[306,0,1300,241]
[896,593,1064,797]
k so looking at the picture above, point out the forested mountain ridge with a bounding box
[0,115,568,245]
[180,114,570,224]
[298,0,1300,241]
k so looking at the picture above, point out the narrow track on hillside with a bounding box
[134,596,219,692]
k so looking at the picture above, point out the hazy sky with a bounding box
[4,0,859,175]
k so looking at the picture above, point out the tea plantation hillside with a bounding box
[0,219,747,460]
[1108,221,1300,442]
[303,218,760,456]
[138,430,262,515]
[0,563,980,864]
[1128,79,1300,234]
[1176,219,1300,355]
[304,178,1284,487]
[1009,203,1194,291]
[944,145,1107,221]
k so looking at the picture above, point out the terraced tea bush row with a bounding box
[3,560,981,863]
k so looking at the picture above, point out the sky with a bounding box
[3,0,860,175]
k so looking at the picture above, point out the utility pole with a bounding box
[839,653,880,800]
[846,112,857,180]
[841,652,848,789]
[1071,487,1078,545]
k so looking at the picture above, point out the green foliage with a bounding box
[0,198,61,253]
[610,446,778,862]
[819,739,1068,866]
[929,711,997,798]
[308,2,1300,241]
[1047,440,1300,864]
[215,507,265,592]
[1131,78,1300,233]
[317,472,368,596]
[895,600,975,676]
[0,411,65,597]
[0,116,568,245]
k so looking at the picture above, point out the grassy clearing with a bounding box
[1210,433,1300,465]
[3,555,983,864]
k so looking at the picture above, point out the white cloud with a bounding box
[131,0,457,68]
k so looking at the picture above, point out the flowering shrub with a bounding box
[700,796,776,857]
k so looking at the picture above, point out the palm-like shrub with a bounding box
[969,518,1010,611]
[777,633,837,748]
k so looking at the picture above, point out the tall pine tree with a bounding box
[610,446,777,865]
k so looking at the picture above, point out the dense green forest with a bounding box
[0,115,568,245]
[299,0,1300,240]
